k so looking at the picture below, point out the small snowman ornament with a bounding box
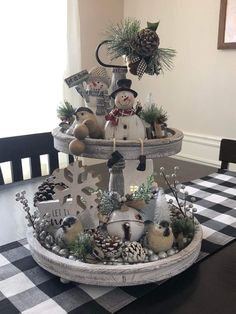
[77,66,111,128]
[104,79,146,140]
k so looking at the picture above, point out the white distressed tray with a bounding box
[27,223,202,286]
[52,127,183,160]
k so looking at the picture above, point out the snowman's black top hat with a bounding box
[110,79,138,99]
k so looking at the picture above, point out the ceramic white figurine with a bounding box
[104,79,146,140]
[76,66,111,128]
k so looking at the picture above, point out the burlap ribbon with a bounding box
[121,199,146,211]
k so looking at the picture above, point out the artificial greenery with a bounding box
[97,176,154,215]
[57,101,75,122]
[157,48,177,72]
[70,234,95,262]
[171,217,196,239]
[126,175,154,204]
[105,18,140,60]
[105,18,176,77]
[97,191,121,215]
[140,104,167,125]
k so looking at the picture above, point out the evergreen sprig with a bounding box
[131,175,154,203]
[70,234,95,262]
[98,191,121,215]
[171,216,196,239]
[140,104,168,125]
[105,18,140,60]
[158,48,176,71]
[57,101,75,121]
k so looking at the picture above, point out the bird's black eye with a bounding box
[159,226,162,229]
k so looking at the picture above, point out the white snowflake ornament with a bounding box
[37,160,101,229]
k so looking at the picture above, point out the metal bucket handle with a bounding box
[95,40,127,69]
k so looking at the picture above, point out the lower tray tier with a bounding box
[27,223,202,286]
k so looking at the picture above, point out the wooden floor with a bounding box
[0,157,217,245]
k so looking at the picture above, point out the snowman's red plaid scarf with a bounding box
[105,108,136,126]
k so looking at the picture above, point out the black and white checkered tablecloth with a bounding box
[1,171,236,314]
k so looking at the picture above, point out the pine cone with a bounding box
[33,177,68,205]
[122,241,146,264]
[132,28,160,57]
[93,230,123,259]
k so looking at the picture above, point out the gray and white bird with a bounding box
[55,216,83,248]
[146,220,174,253]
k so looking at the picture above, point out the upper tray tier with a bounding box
[52,127,183,160]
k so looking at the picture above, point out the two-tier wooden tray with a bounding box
[26,127,203,286]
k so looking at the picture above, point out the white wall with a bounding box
[79,0,124,69]
[65,0,124,108]
[124,0,236,168]
[68,0,124,166]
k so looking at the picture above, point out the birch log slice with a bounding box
[52,127,183,160]
[27,223,202,286]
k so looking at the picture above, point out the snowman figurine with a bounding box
[76,66,111,129]
[104,79,146,140]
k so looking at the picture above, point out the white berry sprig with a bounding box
[16,191,35,229]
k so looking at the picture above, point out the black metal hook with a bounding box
[95,40,127,69]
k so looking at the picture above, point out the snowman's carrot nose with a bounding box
[92,81,97,87]
[124,96,129,101]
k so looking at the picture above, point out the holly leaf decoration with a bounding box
[147,21,159,31]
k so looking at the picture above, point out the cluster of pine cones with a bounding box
[92,230,147,263]
[33,177,68,205]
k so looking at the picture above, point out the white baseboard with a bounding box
[173,131,236,171]
[173,132,221,168]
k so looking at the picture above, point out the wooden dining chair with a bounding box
[219,138,236,170]
[0,132,73,184]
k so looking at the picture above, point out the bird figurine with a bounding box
[69,107,104,156]
[146,220,174,253]
[55,216,83,248]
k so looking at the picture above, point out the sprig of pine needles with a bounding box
[57,101,75,121]
[140,104,168,125]
[158,48,176,71]
[105,18,140,59]
[97,191,121,215]
[131,175,154,203]
[70,234,95,262]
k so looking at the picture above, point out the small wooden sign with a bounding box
[37,199,75,227]
[65,70,89,88]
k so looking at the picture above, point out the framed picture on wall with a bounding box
[218,0,236,49]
